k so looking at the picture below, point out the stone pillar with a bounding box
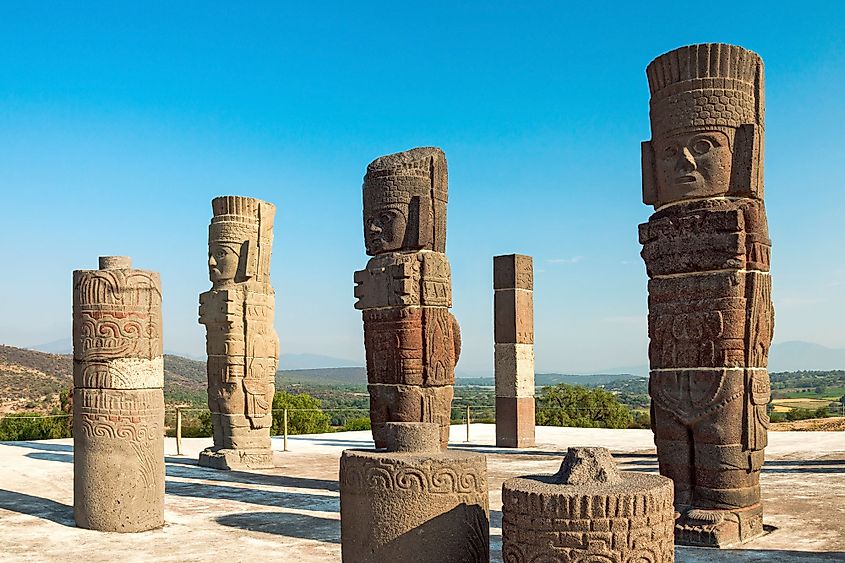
[72,256,164,532]
[640,43,773,547]
[340,422,489,562]
[502,447,675,562]
[199,196,279,470]
[354,147,461,450]
[494,254,535,448]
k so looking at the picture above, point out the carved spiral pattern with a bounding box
[341,456,486,494]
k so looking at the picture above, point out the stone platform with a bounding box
[1,425,843,562]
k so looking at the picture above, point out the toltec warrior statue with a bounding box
[640,43,774,547]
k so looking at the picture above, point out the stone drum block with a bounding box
[502,447,675,563]
[72,256,164,532]
[340,422,489,562]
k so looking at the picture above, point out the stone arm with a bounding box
[451,313,462,366]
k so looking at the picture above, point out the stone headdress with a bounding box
[643,43,765,203]
[209,195,275,282]
[363,147,448,254]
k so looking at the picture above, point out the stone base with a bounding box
[198,448,274,470]
[675,504,764,547]
[496,396,535,448]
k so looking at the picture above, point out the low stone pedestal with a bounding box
[340,422,489,562]
[502,447,675,562]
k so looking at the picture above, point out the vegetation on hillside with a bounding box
[535,384,634,429]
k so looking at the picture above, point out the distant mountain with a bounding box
[769,341,845,372]
[31,338,72,355]
[278,367,366,387]
[456,372,645,387]
[279,353,361,370]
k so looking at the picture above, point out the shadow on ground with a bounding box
[676,547,845,562]
[216,511,340,543]
[0,489,74,526]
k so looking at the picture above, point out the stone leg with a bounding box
[652,402,694,508]
[368,384,453,449]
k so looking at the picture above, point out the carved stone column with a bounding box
[640,43,773,547]
[72,256,164,532]
[354,147,460,449]
[199,196,279,470]
[494,254,535,448]
[340,422,489,562]
[502,447,674,562]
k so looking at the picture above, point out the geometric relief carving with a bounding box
[641,43,773,547]
[198,196,279,471]
[357,147,460,449]
[72,256,164,533]
[340,423,489,563]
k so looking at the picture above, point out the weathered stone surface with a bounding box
[641,43,772,547]
[72,257,164,532]
[363,147,448,255]
[493,254,533,290]
[494,254,535,449]
[199,196,279,470]
[362,306,459,387]
[354,251,452,309]
[493,344,534,398]
[340,423,489,562]
[494,396,535,449]
[357,148,460,449]
[502,447,674,562]
[368,384,454,449]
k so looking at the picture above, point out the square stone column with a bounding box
[494,254,535,448]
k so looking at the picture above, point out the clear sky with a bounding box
[1,3,843,374]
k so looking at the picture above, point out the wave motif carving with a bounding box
[78,414,162,441]
[342,458,486,494]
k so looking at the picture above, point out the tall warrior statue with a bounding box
[199,196,279,470]
[354,147,461,449]
[640,43,773,547]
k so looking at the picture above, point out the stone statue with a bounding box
[354,147,461,449]
[340,422,489,562]
[502,447,674,562]
[199,195,279,470]
[640,43,773,546]
[73,256,164,532]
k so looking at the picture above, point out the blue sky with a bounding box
[1,3,843,373]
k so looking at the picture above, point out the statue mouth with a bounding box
[675,175,697,184]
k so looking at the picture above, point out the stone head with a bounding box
[208,196,276,288]
[363,147,448,256]
[643,43,765,207]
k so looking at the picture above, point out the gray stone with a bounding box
[340,423,489,562]
[72,256,164,532]
[199,196,279,470]
[502,447,675,562]
[641,43,773,547]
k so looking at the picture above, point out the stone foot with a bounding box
[198,448,274,470]
[675,504,763,547]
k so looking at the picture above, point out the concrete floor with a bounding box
[1,425,843,562]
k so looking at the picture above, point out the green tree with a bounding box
[0,413,71,441]
[535,384,633,429]
[341,416,372,431]
[271,391,332,435]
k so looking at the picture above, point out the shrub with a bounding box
[535,384,633,429]
[271,391,332,435]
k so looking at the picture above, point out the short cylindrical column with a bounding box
[502,447,674,562]
[73,256,164,532]
[494,254,535,448]
[340,422,490,562]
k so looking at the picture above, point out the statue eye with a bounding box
[663,146,677,158]
[692,138,713,155]
[380,213,392,224]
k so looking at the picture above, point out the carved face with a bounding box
[655,130,734,201]
[208,243,240,284]
[365,206,408,254]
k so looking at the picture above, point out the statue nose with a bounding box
[676,147,696,174]
[369,222,381,233]
[208,255,217,267]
